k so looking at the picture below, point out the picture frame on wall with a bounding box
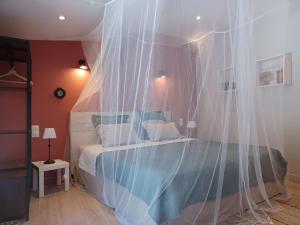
[218,67,238,92]
[219,53,292,92]
[256,53,292,87]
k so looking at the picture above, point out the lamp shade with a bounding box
[187,121,197,129]
[43,128,56,139]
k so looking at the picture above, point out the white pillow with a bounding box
[97,123,141,147]
[143,122,182,142]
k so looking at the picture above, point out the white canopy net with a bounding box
[70,0,290,224]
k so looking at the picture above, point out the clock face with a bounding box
[54,88,66,99]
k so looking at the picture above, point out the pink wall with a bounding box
[30,41,90,162]
[1,38,196,172]
[99,38,197,135]
[0,41,90,172]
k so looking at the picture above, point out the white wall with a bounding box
[284,0,300,182]
[195,0,300,181]
[249,0,300,181]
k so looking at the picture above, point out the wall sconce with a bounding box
[157,69,166,78]
[78,59,88,70]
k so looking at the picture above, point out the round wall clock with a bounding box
[54,88,66,99]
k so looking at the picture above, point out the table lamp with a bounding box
[187,121,197,138]
[43,128,56,164]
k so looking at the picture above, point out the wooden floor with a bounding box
[22,184,119,225]
[22,181,300,225]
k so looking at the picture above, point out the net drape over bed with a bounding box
[71,0,290,224]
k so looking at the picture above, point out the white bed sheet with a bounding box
[78,137,196,176]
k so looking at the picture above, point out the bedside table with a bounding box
[32,159,70,197]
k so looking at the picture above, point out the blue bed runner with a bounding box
[96,140,287,224]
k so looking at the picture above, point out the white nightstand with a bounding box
[32,159,70,197]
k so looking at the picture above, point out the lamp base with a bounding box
[44,159,55,164]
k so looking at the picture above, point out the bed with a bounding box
[70,112,288,225]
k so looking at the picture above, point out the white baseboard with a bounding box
[287,172,300,183]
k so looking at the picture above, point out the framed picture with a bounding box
[256,53,292,87]
[219,67,238,92]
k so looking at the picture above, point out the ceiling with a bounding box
[0,0,228,43]
[0,0,285,43]
[0,0,106,40]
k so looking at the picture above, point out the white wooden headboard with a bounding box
[69,111,171,174]
[70,112,130,174]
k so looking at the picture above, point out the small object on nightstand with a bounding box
[32,159,70,198]
[43,128,56,164]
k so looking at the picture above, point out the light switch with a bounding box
[179,118,183,127]
[32,125,39,138]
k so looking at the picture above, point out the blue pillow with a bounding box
[138,111,166,122]
[91,114,129,128]
[134,123,150,140]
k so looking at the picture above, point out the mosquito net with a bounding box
[70,0,290,224]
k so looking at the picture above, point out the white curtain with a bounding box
[71,0,290,224]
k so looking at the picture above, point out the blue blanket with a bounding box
[96,140,287,224]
